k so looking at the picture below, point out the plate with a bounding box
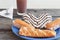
[12,26,60,40]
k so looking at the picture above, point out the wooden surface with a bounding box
[0,9,60,40]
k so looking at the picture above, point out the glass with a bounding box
[17,0,27,15]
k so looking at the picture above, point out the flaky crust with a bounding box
[46,18,60,30]
[13,19,56,37]
[19,27,56,37]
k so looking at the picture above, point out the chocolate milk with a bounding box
[17,0,27,13]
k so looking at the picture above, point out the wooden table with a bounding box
[0,9,60,40]
[0,9,24,40]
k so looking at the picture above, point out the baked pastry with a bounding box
[23,13,52,28]
[13,19,56,37]
[46,18,60,30]
[19,26,56,37]
[13,19,35,29]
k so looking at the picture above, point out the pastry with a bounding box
[13,19,56,37]
[46,18,60,30]
[19,26,56,37]
[23,13,52,28]
[13,19,35,29]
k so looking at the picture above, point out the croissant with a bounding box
[19,26,56,37]
[46,18,60,30]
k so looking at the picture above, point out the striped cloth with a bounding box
[19,13,52,29]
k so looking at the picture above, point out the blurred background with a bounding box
[0,0,60,16]
[0,0,60,9]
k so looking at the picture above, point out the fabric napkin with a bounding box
[0,8,13,19]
